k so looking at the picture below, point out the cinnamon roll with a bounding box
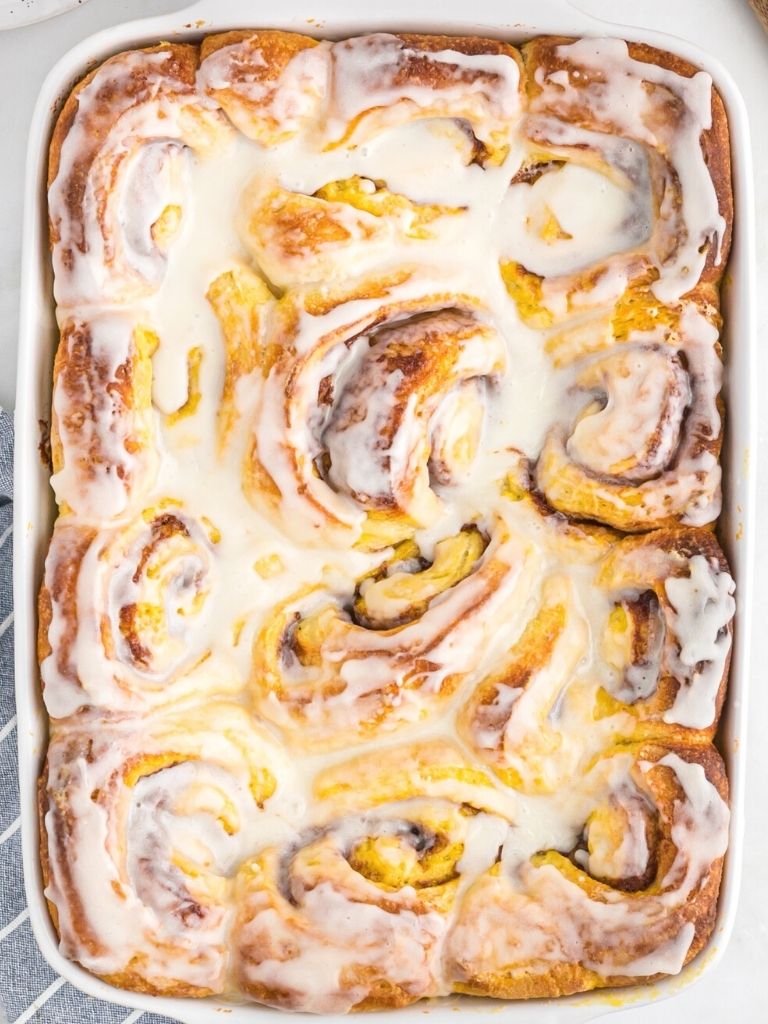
[38,506,231,717]
[237,176,462,289]
[324,34,524,165]
[253,521,537,749]
[498,36,732,533]
[594,529,734,736]
[233,811,451,1011]
[49,43,229,308]
[499,36,732,326]
[198,31,327,146]
[50,316,158,519]
[458,574,592,794]
[41,703,297,996]
[536,297,724,531]
[235,741,513,1012]
[247,278,507,548]
[447,742,729,998]
[200,31,524,164]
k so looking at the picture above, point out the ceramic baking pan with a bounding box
[13,1,756,1020]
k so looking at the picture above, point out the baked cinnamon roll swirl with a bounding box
[458,574,592,794]
[594,529,734,736]
[38,506,229,717]
[41,703,297,996]
[535,300,723,531]
[198,31,327,146]
[324,34,524,165]
[234,742,513,1012]
[446,742,729,998]
[233,810,450,1011]
[248,279,507,548]
[50,316,158,519]
[501,35,732,320]
[253,522,536,749]
[238,176,462,289]
[49,43,228,308]
[200,31,523,163]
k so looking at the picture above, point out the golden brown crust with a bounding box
[200,28,316,66]
[96,968,214,999]
[200,29,523,81]
[38,764,59,937]
[48,43,199,243]
[235,968,424,1013]
[392,33,525,90]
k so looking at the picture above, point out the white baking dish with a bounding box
[13,1,756,1021]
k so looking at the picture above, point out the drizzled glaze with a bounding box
[528,37,727,302]
[41,29,734,1011]
[50,316,158,519]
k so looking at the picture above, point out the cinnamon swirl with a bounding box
[447,743,729,998]
[41,703,297,996]
[246,279,508,548]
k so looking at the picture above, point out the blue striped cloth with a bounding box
[0,407,174,1023]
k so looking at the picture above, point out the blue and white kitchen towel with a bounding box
[0,408,174,1023]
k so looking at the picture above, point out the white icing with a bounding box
[566,348,691,482]
[445,751,729,983]
[664,555,735,728]
[501,160,651,279]
[238,876,444,1012]
[531,37,725,302]
[327,34,521,155]
[456,813,510,876]
[50,315,158,519]
[44,705,299,988]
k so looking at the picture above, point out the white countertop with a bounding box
[0,0,765,1020]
